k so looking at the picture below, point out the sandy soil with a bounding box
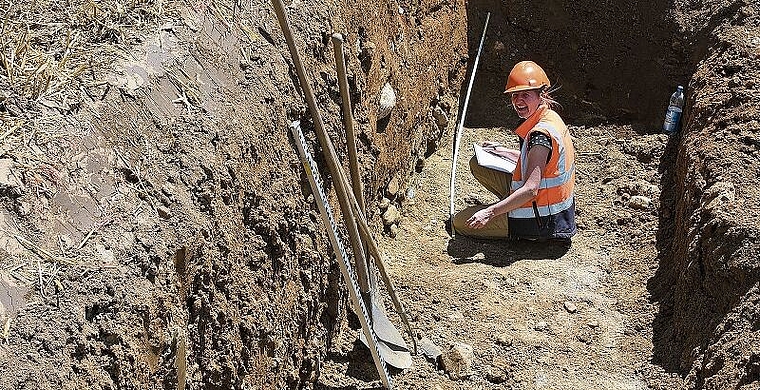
[317,123,684,389]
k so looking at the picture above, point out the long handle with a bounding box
[331,34,415,354]
[332,33,372,289]
[271,0,370,293]
[272,0,415,354]
[448,12,490,236]
[331,33,365,215]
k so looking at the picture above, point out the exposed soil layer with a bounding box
[465,0,689,129]
[0,0,758,389]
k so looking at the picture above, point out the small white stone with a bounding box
[378,83,396,119]
[440,343,474,380]
[628,195,652,210]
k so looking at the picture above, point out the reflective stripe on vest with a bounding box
[509,109,575,219]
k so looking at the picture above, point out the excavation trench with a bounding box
[0,0,758,389]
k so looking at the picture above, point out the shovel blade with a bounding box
[357,291,413,369]
[359,330,413,369]
[370,296,408,350]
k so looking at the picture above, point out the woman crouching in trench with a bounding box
[453,61,577,243]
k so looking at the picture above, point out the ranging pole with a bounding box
[449,12,491,237]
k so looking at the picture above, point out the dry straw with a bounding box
[0,0,172,297]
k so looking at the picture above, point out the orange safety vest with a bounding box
[508,105,576,240]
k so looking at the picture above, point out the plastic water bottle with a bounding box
[663,85,685,134]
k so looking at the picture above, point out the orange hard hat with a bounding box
[504,61,551,93]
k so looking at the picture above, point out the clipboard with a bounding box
[473,143,516,173]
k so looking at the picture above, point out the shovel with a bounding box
[332,33,412,368]
[272,0,415,377]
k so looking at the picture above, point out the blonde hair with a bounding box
[541,86,562,111]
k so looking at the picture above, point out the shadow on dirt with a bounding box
[648,134,686,373]
[649,13,760,375]
[317,340,385,388]
[447,237,569,266]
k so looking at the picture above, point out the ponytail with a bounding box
[540,86,562,111]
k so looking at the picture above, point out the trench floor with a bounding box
[318,124,684,390]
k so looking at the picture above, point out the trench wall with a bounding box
[2,0,759,388]
[0,0,470,389]
[464,0,687,129]
[651,1,760,388]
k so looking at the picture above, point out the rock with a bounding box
[0,159,25,197]
[564,301,577,313]
[486,367,509,384]
[378,83,396,119]
[95,244,116,265]
[405,187,415,200]
[534,321,548,331]
[486,356,510,384]
[15,201,31,216]
[495,333,513,346]
[587,320,599,328]
[703,181,735,212]
[59,235,73,250]
[389,223,399,238]
[628,195,651,210]
[440,342,474,380]
[432,106,449,129]
[387,176,400,198]
[379,197,391,211]
[382,205,400,226]
[493,40,506,53]
[361,41,376,59]
[157,205,172,219]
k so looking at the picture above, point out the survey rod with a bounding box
[449,12,491,236]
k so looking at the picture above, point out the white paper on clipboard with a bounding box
[473,143,517,174]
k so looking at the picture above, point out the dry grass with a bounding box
[0,0,171,123]
[0,0,174,294]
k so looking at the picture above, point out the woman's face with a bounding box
[510,89,542,119]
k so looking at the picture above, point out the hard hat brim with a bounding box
[504,85,545,93]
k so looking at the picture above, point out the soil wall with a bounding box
[651,1,760,388]
[2,0,760,388]
[0,0,468,388]
[464,0,688,129]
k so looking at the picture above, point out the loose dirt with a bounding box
[317,122,684,389]
[1,0,759,389]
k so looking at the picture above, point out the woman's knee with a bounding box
[468,156,480,174]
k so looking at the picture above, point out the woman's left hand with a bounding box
[467,207,495,229]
